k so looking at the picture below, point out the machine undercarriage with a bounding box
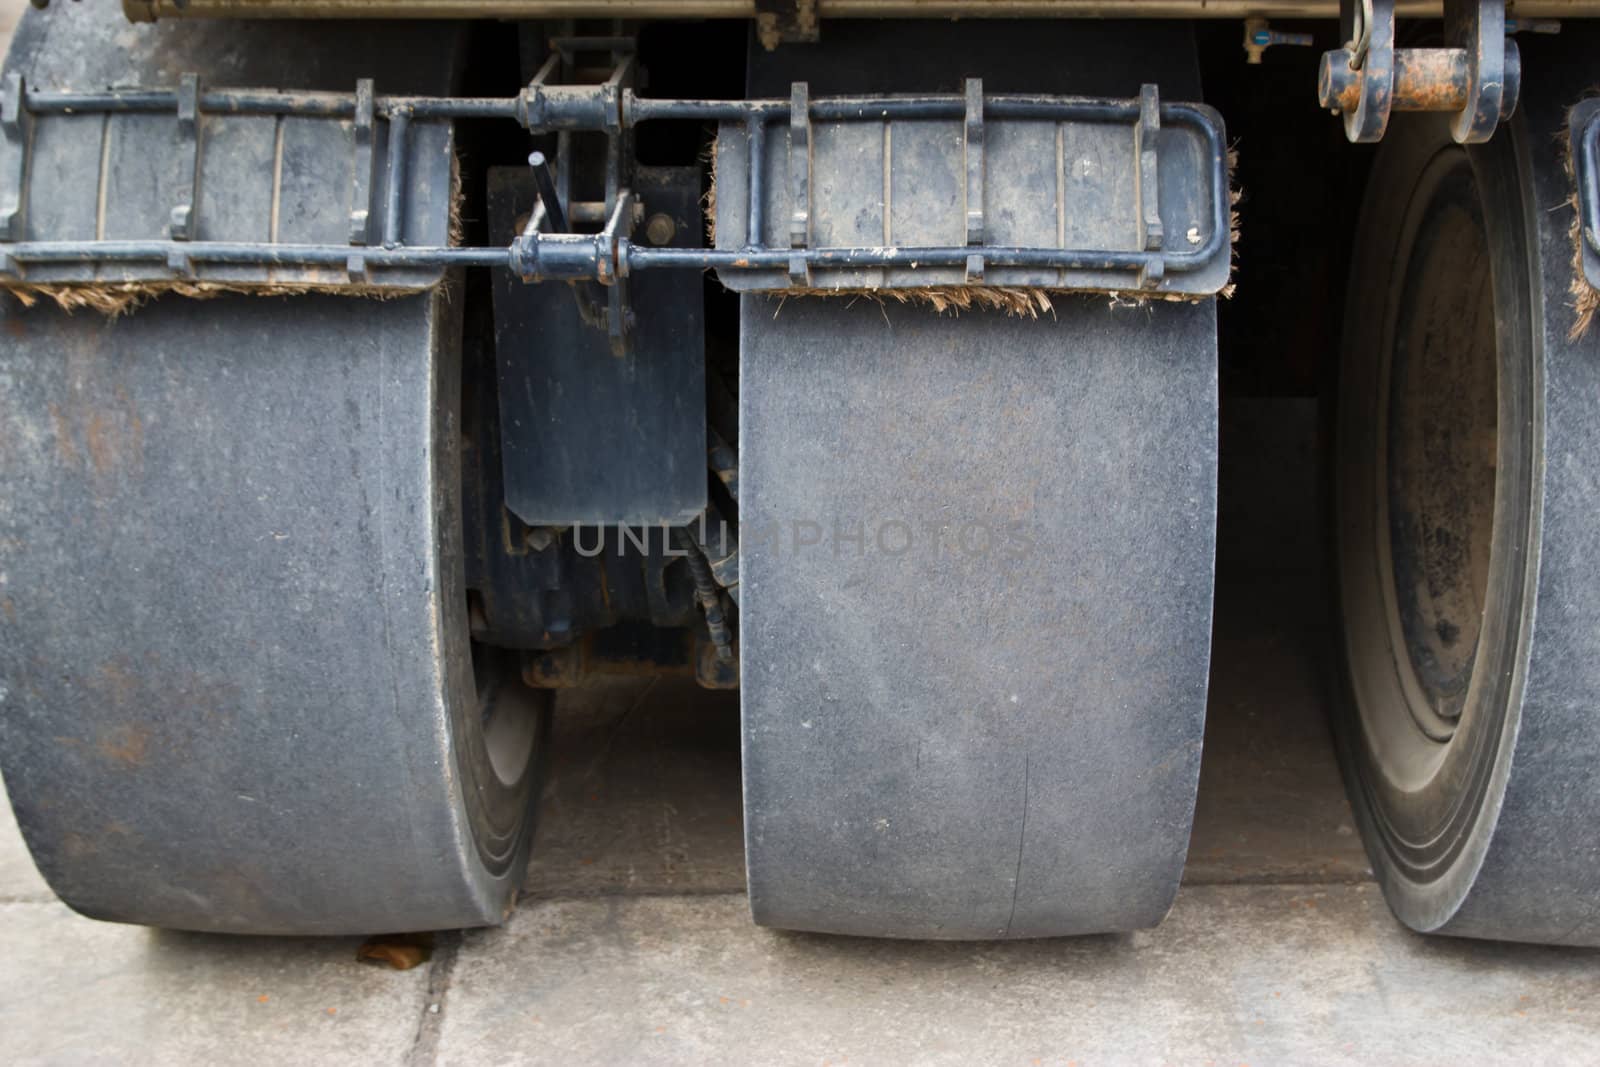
[3,0,1600,946]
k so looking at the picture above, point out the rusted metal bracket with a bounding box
[1318,0,1520,143]
[1319,0,1396,141]
[1444,0,1518,143]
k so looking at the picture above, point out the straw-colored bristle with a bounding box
[766,282,1216,320]
[702,136,718,246]
[884,285,1055,317]
[449,150,465,249]
[1221,140,1242,300]
[3,278,428,317]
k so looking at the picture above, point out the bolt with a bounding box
[645,213,677,246]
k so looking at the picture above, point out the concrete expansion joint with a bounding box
[406,930,463,1067]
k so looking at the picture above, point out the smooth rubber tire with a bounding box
[0,289,552,936]
[0,2,549,935]
[740,298,1219,940]
[737,18,1219,942]
[1333,35,1600,945]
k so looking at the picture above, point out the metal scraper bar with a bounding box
[1569,98,1600,291]
[0,63,1229,300]
[710,79,1231,295]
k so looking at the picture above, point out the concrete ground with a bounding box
[4,399,1600,1064]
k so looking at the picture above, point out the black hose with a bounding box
[674,526,735,661]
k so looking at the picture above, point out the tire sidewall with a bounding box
[1331,113,1542,932]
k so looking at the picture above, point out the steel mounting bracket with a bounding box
[1318,0,1519,144]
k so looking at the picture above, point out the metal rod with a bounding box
[630,242,1201,272]
[528,151,570,234]
[21,86,520,120]
[381,108,410,247]
[646,96,1144,123]
[23,85,1161,128]
[0,241,511,268]
[0,237,1207,276]
[746,115,766,250]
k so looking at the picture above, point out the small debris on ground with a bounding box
[356,932,434,971]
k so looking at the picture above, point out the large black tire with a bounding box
[0,288,552,936]
[737,19,1219,941]
[0,3,549,935]
[1332,35,1600,944]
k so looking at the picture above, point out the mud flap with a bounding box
[739,295,1218,938]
